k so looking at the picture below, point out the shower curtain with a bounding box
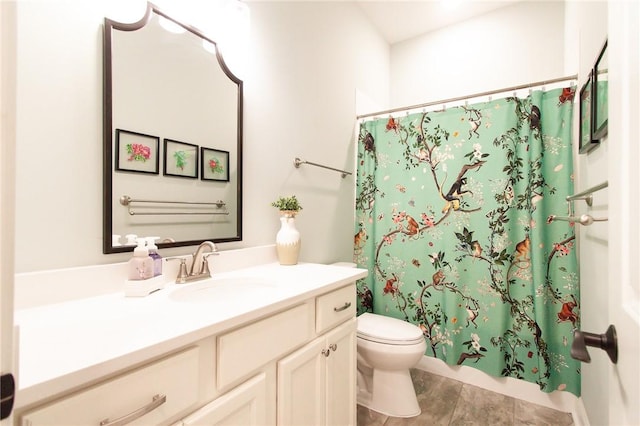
[354,87,580,396]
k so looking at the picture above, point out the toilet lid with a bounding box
[357,313,424,345]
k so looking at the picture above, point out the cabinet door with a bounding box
[181,373,269,426]
[325,318,356,426]
[277,338,326,426]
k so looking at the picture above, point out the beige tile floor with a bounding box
[357,369,574,426]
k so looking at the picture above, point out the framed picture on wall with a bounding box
[201,147,230,182]
[579,74,598,154]
[592,40,608,141]
[115,129,160,174]
[163,139,199,178]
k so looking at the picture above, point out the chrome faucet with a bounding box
[189,241,217,276]
[167,241,219,284]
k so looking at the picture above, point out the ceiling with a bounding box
[355,0,524,44]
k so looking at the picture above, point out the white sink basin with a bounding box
[169,277,277,303]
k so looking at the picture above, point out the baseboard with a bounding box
[416,356,589,426]
[571,396,590,426]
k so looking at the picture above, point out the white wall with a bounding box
[15,1,107,272]
[13,1,389,272]
[389,1,565,108]
[564,2,609,426]
[241,1,389,265]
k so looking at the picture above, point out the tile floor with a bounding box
[357,369,574,426]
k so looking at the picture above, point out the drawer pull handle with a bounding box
[99,394,166,426]
[334,302,351,312]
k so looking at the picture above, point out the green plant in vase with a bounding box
[271,195,303,265]
[271,195,303,217]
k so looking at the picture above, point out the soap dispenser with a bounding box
[128,238,154,280]
[146,236,163,277]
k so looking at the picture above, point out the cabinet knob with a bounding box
[329,343,337,352]
[321,349,331,357]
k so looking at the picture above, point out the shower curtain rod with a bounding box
[356,74,578,120]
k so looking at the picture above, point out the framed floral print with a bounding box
[579,74,598,154]
[163,139,198,179]
[201,147,230,182]
[592,40,608,141]
[115,129,160,174]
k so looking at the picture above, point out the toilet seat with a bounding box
[357,313,424,345]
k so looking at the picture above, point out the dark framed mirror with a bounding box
[592,39,608,141]
[103,2,243,254]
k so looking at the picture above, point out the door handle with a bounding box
[0,373,15,420]
[571,324,618,364]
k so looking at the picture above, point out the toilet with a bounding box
[356,312,426,418]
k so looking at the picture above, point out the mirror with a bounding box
[103,2,243,254]
[592,39,608,141]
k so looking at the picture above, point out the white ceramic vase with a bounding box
[276,211,301,265]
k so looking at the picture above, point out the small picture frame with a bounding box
[579,74,598,154]
[592,40,608,141]
[201,147,230,182]
[115,129,160,174]
[163,139,198,179]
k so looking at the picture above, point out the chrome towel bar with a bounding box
[547,214,607,226]
[566,181,608,206]
[119,195,228,216]
[548,181,608,225]
[294,157,352,178]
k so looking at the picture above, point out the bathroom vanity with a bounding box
[13,261,367,425]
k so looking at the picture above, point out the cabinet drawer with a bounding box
[316,283,356,334]
[181,373,269,425]
[21,347,200,426]
[217,302,313,389]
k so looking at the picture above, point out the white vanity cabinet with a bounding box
[176,283,356,426]
[277,284,357,426]
[16,268,363,426]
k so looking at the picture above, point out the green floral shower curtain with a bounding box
[354,87,581,396]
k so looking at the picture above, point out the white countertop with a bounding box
[14,262,367,409]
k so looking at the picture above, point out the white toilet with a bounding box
[356,312,427,418]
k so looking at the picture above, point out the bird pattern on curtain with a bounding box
[354,87,581,396]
